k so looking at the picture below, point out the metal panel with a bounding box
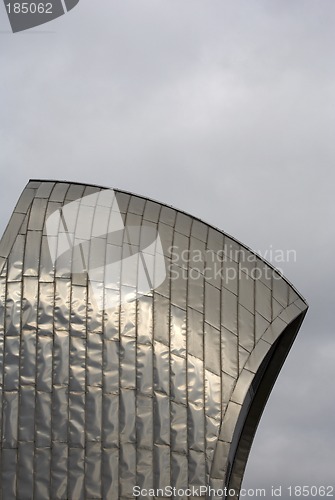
[0,180,308,500]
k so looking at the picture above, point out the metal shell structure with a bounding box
[0,180,308,499]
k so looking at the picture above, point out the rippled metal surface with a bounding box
[0,180,308,499]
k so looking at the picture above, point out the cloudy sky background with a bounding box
[1,1,334,497]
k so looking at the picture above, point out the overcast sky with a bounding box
[1,1,334,498]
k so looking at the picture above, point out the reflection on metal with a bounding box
[0,180,308,499]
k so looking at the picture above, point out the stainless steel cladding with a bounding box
[0,180,308,499]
